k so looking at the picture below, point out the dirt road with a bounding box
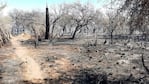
[10,35,45,83]
[0,34,77,84]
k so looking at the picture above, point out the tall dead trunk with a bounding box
[45,7,50,39]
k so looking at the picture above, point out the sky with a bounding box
[2,0,111,15]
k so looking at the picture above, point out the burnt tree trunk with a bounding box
[50,17,60,39]
[45,7,50,39]
[110,31,113,44]
[71,26,79,39]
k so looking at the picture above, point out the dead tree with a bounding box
[63,2,96,39]
[45,6,50,39]
[118,0,149,35]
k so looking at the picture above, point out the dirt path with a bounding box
[10,35,45,83]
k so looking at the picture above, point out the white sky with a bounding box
[1,0,111,16]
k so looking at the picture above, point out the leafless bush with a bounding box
[0,2,11,47]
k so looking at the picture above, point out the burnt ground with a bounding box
[0,34,149,84]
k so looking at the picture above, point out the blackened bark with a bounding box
[45,7,50,39]
[110,31,113,44]
[71,26,79,39]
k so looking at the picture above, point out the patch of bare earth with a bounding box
[0,41,22,84]
[10,34,46,83]
[1,33,149,84]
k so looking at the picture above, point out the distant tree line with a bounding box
[10,1,149,44]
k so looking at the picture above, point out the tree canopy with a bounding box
[119,0,149,34]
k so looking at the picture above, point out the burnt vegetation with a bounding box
[0,0,149,84]
[0,3,10,48]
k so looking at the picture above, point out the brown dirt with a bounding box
[0,34,149,84]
